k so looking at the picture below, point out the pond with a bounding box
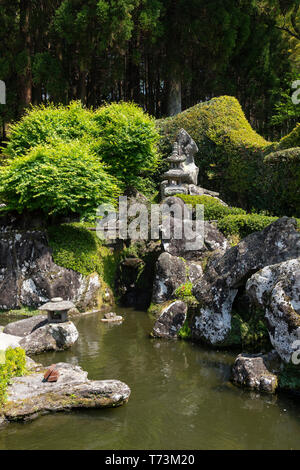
[0,308,300,450]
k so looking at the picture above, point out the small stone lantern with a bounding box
[39,297,75,324]
[162,142,189,196]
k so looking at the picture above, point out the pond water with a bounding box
[0,308,300,450]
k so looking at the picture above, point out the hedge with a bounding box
[176,194,246,221]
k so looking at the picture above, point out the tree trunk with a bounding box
[19,0,32,109]
[167,77,182,116]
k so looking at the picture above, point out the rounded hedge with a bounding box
[0,140,120,216]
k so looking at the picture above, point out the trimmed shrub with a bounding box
[3,101,96,159]
[158,96,274,210]
[277,123,300,150]
[0,141,120,217]
[92,102,160,193]
[176,194,246,220]
[218,213,288,238]
[264,147,300,217]
[0,347,27,406]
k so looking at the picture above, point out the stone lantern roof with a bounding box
[39,297,75,312]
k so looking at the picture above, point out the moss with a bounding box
[148,301,173,317]
[224,308,271,352]
[174,282,198,307]
[178,319,192,340]
[47,222,120,291]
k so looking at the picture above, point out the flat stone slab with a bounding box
[1,362,131,424]
[3,315,48,337]
[0,332,21,351]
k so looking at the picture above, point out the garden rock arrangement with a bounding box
[191,217,300,346]
[0,361,131,425]
[3,315,79,354]
[0,215,103,312]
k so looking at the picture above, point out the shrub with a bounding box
[0,140,120,217]
[277,123,300,150]
[158,96,273,211]
[92,102,160,192]
[47,223,120,289]
[0,347,27,406]
[218,213,281,238]
[3,101,96,159]
[176,194,246,221]
[264,147,300,217]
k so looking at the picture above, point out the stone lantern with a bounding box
[39,297,75,324]
[162,142,189,196]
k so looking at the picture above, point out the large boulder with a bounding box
[19,321,79,354]
[152,300,187,339]
[1,362,131,424]
[191,217,300,346]
[231,351,280,393]
[246,258,300,363]
[152,252,202,304]
[0,332,21,351]
[0,219,103,311]
[3,315,48,337]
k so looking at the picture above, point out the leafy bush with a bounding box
[218,213,280,238]
[92,102,160,191]
[0,347,27,406]
[176,194,245,221]
[0,140,120,216]
[277,123,300,150]
[3,101,96,159]
[48,223,120,289]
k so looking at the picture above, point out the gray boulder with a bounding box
[19,321,79,354]
[246,258,300,363]
[152,300,187,339]
[1,362,130,424]
[191,217,300,346]
[3,315,48,337]
[152,252,202,304]
[0,223,103,311]
[231,351,280,393]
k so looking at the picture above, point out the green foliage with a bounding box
[158,96,273,210]
[217,213,279,238]
[0,347,27,407]
[0,140,120,216]
[176,194,246,221]
[178,320,191,340]
[48,223,120,289]
[0,306,40,318]
[225,309,270,352]
[92,102,160,191]
[264,147,300,217]
[174,282,198,306]
[277,123,300,149]
[3,101,96,159]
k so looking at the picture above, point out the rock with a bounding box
[231,351,280,393]
[152,252,202,303]
[101,312,123,322]
[246,258,300,363]
[0,332,21,351]
[191,217,300,346]
[152,300,187,339]
[3,315,48,337]
[19,321,79,354]
[0,219,103,311]
[2,362,131,423]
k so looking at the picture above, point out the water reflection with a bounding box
[0,308,299,450]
